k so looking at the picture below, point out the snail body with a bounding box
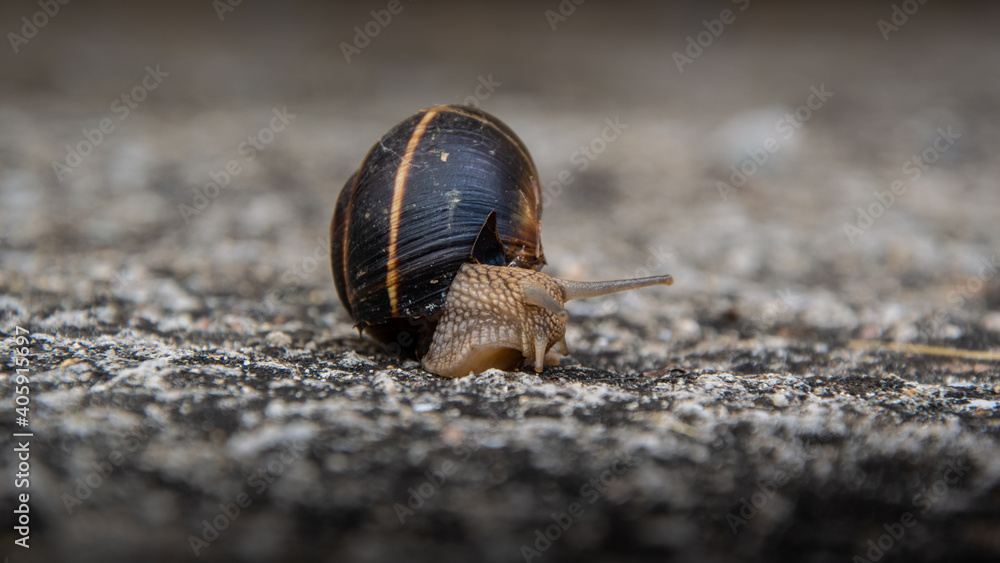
[331,105,672,378]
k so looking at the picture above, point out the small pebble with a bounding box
[265,331,293,347]
[981,312,1000,333]
[672,318,701,341]
[936,324,962,340]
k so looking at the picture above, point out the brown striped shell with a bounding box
[330,105,673,377]
[330,105,546,358]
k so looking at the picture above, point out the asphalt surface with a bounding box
[1,2,999,562]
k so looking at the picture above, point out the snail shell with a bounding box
[331,105,672,377]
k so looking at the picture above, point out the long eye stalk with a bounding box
[558,275,673,302]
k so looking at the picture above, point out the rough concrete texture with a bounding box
[1,1,999,562]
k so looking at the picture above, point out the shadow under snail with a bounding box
[330,104,672,378]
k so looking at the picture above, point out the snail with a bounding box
[330,104,672,378]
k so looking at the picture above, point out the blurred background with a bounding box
[2,1,999,561]
[2,0,999,353]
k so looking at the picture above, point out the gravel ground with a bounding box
[1,1,999,562]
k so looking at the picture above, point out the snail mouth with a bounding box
[422,346,524,379]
